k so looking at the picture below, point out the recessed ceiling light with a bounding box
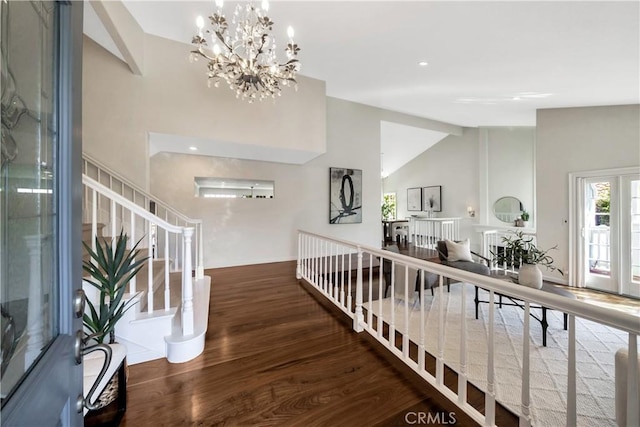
[418,61,429,67]
[512,97,521,101]
[189,146,198,151]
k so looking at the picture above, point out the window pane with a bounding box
[1,0,58,401]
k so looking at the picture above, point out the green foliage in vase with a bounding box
[491,231,563,275]
[381,193,396,220]
[521,210,530,221]
[82,230,148,344]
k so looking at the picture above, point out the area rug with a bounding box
[364,283,631,426]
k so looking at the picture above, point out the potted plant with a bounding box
[82,230,148,345]
[521,210,530,226]
[491,231,563,288]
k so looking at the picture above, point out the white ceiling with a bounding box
[84,1,640,171]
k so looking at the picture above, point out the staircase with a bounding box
[81,155,211,364]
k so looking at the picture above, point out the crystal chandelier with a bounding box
[190,0,301,103]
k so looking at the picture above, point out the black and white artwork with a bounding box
[329,167,362,224]
[407,187,422,211]
[423,186,442,212]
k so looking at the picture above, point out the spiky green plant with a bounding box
[82,230,148,344]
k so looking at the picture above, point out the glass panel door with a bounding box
[622,177,640,297]
[1,1,83,425]
[583,177,618,292]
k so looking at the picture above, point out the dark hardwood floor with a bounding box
[121,261,503,426]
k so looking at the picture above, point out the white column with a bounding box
[181,227,194,335]
[24,235,46,367]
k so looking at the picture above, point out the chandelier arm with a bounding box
[213,30,234,54]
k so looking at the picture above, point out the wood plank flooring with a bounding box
[121,261,493,426]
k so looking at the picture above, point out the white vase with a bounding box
[518,263,543,289]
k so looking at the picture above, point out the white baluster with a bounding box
[419,270,425,371]
[296,233,302,279]
[110,199,116,239]
[353,247,364,332]
[181,228,194,335]
[91,189,97,253]
[390,260,396,348]
[164,228,170,311]
[567,314,576,426]
[436,274,444,386]
[147,220,153,313]
[347,250,352,311]
[459,283,468,405]
[520,302,532,427]
[367,253,373,328]
[378,254,384,338]
[403,264,409,360]
[485,290,496,426]
[130,209,136,294]
[335,246,340,300]
[627,333,639,427]
[197,223,204,279]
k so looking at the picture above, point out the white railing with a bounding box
[481,230,538,272]
[296,230,639,427]
[82,154,204,279]
[83,175,195,336]
[408,217,460,249]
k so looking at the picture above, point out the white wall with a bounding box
[83,34,327,190]
[383,128,480,247]
[483,127,535,227]
[150,98,387,268]
[536,104,640,280]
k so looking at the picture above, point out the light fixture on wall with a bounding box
[467,206,476,218]
[189,0,301,103]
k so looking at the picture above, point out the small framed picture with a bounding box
[407,187,422,211]
[422,186,442,212]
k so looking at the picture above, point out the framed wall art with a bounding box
[329,167,362,224]
[407,187,422,211]
[422,186,442,212]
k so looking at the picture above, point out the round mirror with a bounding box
[493,196,523,224]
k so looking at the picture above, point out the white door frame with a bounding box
[569,166,640,291]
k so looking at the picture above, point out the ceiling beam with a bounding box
[89,0,144,76]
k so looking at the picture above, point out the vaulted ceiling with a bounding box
[84,1,639,173]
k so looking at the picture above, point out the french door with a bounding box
[0,1,83,425]
[573,168,640,296]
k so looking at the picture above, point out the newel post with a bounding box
[353,247,364,332]
[181,227,194,336]
[296,232,302,280]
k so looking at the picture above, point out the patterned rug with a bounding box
[364,283,631,426]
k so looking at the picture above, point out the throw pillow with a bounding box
[445,239,473,262]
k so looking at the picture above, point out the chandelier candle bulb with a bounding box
[190,0,301,102]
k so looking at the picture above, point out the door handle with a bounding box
[74,330,84,365]
[73,289,85,318]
